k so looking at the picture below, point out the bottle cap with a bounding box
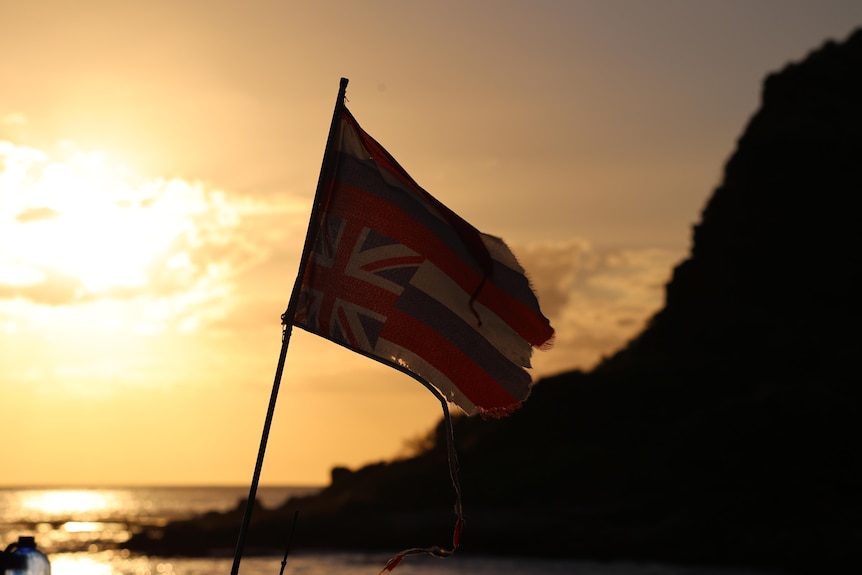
[17,536,36,547]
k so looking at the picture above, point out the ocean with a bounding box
[0,486,780,575]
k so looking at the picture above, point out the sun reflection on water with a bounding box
[0,490,134,553]
[0,486,309,563]
[20,490,118,521]
[49,554,114,575]
[50,550,178,575]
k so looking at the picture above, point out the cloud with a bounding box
[513,240,685,374]
[0,139,309,334]
[515,239,590,318]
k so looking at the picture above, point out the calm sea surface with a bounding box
[0,486,781,575]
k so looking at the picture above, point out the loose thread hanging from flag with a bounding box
[377,385,463,574]
[284,77,554,571]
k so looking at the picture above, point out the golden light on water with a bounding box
[49,554,114,575]
[50,550,174,575]
[62,521,116,533]
[20,490,115,519]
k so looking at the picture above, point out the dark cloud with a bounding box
[514,240,587,319]
[512,241,683,374]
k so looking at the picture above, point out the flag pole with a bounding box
[230,77,349,575]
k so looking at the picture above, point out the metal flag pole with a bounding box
[229,77,349,575]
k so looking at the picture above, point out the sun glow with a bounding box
[0,140,257,335]
[3,144,200,294]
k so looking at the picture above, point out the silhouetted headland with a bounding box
[125,28,862,572]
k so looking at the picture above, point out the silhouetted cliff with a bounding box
[126,28,862,572]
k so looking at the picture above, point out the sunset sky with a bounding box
[2,1,860,487]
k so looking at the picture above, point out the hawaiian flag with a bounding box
[293,107,554,417]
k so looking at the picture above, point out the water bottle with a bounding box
[3,537,50,575]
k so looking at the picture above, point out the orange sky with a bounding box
[2,1,860,487]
